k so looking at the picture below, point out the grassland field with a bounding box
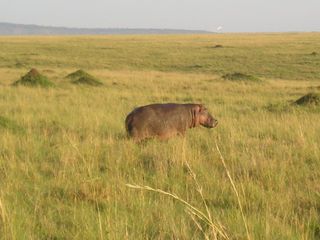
[0,33,320,239]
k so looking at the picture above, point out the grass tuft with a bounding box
[12,68,54,87]
[294,92,320,106]
[66,70,103,86]
[0,116,25,134]
[66,69,91,80]
[14,62,27,68]
[222,72,261,82]
[73,76,103,86]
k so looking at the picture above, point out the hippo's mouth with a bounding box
[203,123,217,128]
[205,120,218,128]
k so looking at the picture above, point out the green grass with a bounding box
[0,33,320,80]
[13,68,54,87]
[0,33,320,239]
[0,115,25,134]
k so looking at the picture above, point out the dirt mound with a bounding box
[13,68,53,87]
[66,70,103,86]
[294,92,320,106]
[222,72,260,82]
[311,51,317,56]
[213,44,223,48]
[66,69,91,79]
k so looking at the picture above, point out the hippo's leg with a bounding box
[157,130,179,140]
[177,128,186,136]
[127,127,143,142]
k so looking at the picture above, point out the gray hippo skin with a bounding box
[125,103,218,141]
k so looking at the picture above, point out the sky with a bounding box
[0,0,319,32]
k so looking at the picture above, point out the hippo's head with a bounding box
[195,104,218,128]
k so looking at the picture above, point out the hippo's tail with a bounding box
[125,111,134,136]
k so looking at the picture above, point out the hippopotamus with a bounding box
[125,103,218,141]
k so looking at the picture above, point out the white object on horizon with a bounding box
[217,26,223,31]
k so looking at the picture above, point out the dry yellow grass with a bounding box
[0,33,319,239]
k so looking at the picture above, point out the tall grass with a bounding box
[215,142,250,240]
[127,139,230,240]
[0,33,319,239]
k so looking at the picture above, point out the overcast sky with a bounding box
[0,0,319,32]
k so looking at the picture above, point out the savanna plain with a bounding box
[0,33,320,239]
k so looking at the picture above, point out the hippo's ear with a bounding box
[193,104,201,113]
[193,104,205,113]
[198,104,205,112]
